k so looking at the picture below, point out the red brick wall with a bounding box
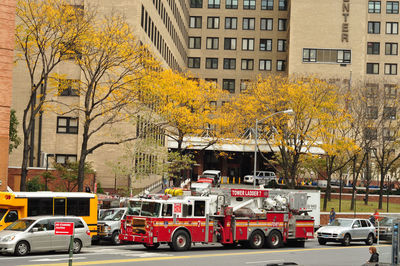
[0,0,16,191]
[8,167,95,192]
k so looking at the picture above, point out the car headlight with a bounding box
[105,226,111,232]
[388,227,392,232]
[1,235,15,242]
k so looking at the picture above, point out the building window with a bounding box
[189,16,202,28]
[224,38,237,50]
[225,17,237,29]
[364,127,377,140]
[367,42,380,54]
[303,48,317,62]
[278,19,287,31]
[385,63,397,75]
[240,79,250,92]
[366,83,378,98]
[386,43,398,55]
[241,59,254,70]
[368,1,381,13]
[259,59,272,70]
[206,37,219,49]
[188,57,201,68]
[368,21,380,34]
[190,0,203,8]
[226,0,238,9]
[260,18,273,30]
[387,1,399,13]
[207,17,220,29]
[386,22,398,34]
[223,58,236,69]
[385,84,397,98]
[243,18,255,30]
[261,0,273,10]
[55,154,77,164]
[208,0,220,8]
[367,106,378,120]
[367,63,379,74]
[337,50,351,63]
[206,58,218,69]
[383,128,395,141]
[223,79,235,93]
[260,39,272,51]
[57,117,78,134]
[278,0,287,10]
[242,38,254,51]
[277,60,286,71]
[277,39,286,52]
[58,79,79,96]
[243,0,256,10]
[384,107,397,120]
[189,37,201,49]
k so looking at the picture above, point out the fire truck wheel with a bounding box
[172,230,191,251]
[144,243,160,250]
[266,230,282,249]
[249,231,265,249]
[317,238,326,245]
[111,231,121,245]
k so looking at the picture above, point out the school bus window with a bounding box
[28,198,53,216]
[4,211,18,223]
[0,209,7,221]
[67,198,90,216]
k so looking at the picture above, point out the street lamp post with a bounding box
[253,109,294,188]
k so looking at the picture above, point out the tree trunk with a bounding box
[20,133,31,191]
[378,168,385,209]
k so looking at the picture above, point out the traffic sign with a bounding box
[54,222,74,235]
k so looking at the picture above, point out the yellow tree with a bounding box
[53,12,159,191]
[15,0,94,191]
[225,76,344,188]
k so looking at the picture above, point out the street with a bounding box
[0,240,392,266]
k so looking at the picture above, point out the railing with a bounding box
[137,179,163,196]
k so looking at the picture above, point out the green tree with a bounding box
[9,109,21,153]
[53,161,94,192]
[26,176,44,191]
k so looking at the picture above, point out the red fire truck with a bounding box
[119,188,314,251]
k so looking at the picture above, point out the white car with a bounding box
[243,171,277,185]
[316,218,375,246]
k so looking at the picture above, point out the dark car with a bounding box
[377,216,400,241]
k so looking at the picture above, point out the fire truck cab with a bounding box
[120,188,314,251]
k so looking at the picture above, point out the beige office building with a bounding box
[10,0,400,190]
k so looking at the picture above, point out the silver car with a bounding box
[0,216,91,256]
[316,218,376,246]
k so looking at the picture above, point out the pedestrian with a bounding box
[373,209,380,222]
[366,246,379,263]
[369,215,376,226]
[329,208,336,224]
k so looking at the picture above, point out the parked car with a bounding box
[201,170,221,186]
[316,218,375,246]
[243,171,277,185]
[0,216,91,256]
[94,208,129,245]
[377,215,400,241]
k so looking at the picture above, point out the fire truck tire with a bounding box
[266,230,282,249]
[144,243,160,250]
[248,231,265,249]
[172,230,191,251]
[111,231,121,245]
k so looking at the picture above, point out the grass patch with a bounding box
[320,198,400,213]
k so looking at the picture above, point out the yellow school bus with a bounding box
[0,192,98,236]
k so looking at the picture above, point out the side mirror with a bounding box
[31,228,39,233]
[353,224,359,228]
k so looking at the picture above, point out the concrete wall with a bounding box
[0,0,16,191]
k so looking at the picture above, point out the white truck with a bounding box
[200,170,222,186]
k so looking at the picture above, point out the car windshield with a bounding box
[0,208,7,221]
[5,219,35,231]
[128,201,161,217]
[329,219,353,227]
[380,217,397,226]
[99,209,125,221]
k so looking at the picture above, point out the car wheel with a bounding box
[365,233,374,245]
[342,234,351,246]
[266,230,282,249]
[318,238,326,245]
[111,231,121,245]
[248,230,265,249]
[172,230,191,251]
[14,241,30,256]
[72,239,82,254]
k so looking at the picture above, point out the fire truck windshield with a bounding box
[129,201,161,217]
